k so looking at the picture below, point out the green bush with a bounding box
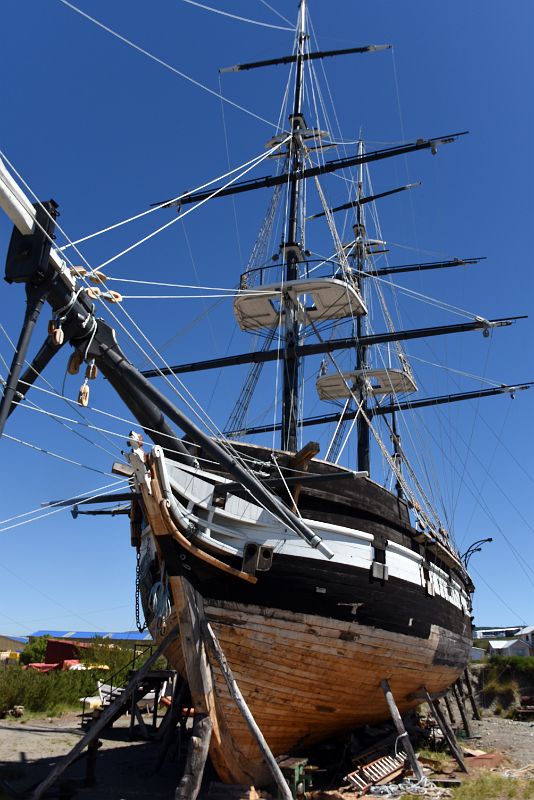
[0,666,98,715]
[81,640,162,687]
[19,636,48,666]
[481,676,517,706]
[82,640,137,685]
[484,655,534,682]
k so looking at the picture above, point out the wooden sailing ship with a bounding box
[0,0,531,788]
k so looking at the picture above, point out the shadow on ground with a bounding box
[0,720,203,800]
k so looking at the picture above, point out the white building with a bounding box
[488,638,530,657]
[517,625,534,656]
[474,625,523,639]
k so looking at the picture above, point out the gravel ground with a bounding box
[469,716,534,768]
[0,712,533,799]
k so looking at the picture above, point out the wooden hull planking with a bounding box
[158,593,470,785]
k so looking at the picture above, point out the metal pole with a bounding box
[380,679,424,782]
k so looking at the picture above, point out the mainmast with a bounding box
[281,0,307,452]
[147,9,530,492]
[354,142,370,473]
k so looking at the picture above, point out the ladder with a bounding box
[345,750,407,793]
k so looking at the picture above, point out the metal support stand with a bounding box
[29,623,181,800]
[380,679,424,782]
[423,689,467,773]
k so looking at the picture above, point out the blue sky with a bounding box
[0,0,533,636]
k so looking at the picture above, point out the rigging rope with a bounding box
[59,141,290,251]
[258,0,294,27]
[308,320,444,537]
[0,323,120,460]
[56,0,277,128]
[418,410,534,586]
[1,431,116,477]
[1,163,334,547]
[93,136,292,273]
[0,479,129,534]
[181,0,294,31]
[224,329,277,437]
[0,478,128,529]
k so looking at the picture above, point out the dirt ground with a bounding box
[469,716,534,769]
[0,711,187,799]
[0,712,533,799]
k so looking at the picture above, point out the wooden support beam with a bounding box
[84,739,101,787]
[380,679,424,782]
[133,704,150,740]
[424,689,467,773]
[170,576,214,716]
[30,623,181,800]
[175,713,213,800]
[463,668,482,721]
[170,576,215,800]
[154,678,188,772]
[443,692,457,726]
[453,681,473,738]
[201,619,293,800]
[289,441,320,511]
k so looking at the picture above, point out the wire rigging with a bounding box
[56,0,277,128]
[181,0,294,31]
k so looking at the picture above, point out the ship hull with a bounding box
[150,553,471,785]
[135,446,472,785]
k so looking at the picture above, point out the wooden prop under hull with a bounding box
[161,582,470,786]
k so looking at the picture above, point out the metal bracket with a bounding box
[242,542,274,576]
[371,561,388,581]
